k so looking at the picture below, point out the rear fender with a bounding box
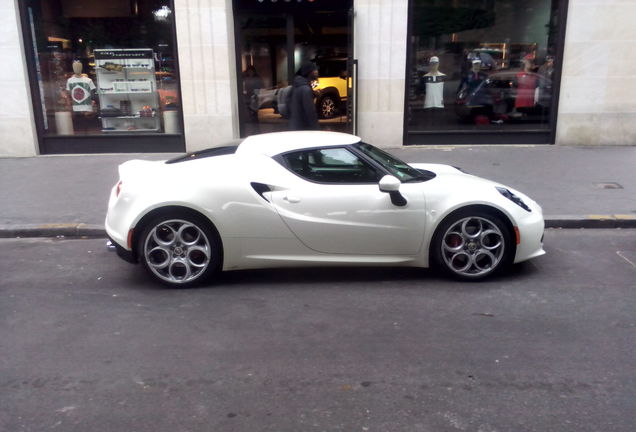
[129,202,224,261]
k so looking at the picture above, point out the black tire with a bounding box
[137,211,221,287]
[318,94,338,119]
[431,209,514,281]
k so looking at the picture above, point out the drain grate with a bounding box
[595,182,624,189]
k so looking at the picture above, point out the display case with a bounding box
[94,49,160,133]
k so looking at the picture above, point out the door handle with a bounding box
[284,194,301,203]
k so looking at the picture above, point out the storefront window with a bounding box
[406,0,563,143]
[233,0,353,137]
[22,0,182,148]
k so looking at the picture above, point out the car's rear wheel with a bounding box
[318,94,338,119]
[138,214,221,287]
[432,210,513,280]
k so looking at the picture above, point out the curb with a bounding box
[0,223,105,239]
[544,215,636,229]
[1,216,635,239]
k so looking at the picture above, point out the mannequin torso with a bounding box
[515,61,538,108]
[66,61,96,112]
[424,61,446,109]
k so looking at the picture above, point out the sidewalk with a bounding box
[1,144,635,238]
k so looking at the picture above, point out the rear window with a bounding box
[165,145,238,164]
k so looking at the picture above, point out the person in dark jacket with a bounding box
[289,62,319,130]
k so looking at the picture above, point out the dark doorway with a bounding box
[233,0,354,137]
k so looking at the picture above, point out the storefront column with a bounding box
[174,0,239,151]
[557,0,636,146]
[0,0,38,157]
[354,0,408,148]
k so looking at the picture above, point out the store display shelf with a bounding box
[102,128,160,133]
[103,115,158,119]
[99,90,154,95]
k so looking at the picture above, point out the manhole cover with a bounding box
[595,182,623,189]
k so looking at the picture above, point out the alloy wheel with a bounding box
[143,219,211,284]
[320,96,336,118]
[440,216,505,278]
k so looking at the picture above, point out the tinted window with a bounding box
[317,60,347,77]
[282,147,380,184]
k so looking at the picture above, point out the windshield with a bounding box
[354,142,428,183]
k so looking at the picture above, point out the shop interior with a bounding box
[25,0,180,137]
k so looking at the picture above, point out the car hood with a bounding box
[410,162,506,190]
[410,162,541,212]
[409,163,464,175]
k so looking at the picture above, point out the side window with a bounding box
[282,147,380,184]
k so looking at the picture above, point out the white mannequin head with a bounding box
[72,61,83,76]
[429,56,440,73]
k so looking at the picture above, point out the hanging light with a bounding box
[153,5,172,22]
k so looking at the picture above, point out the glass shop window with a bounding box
[407,0,561,133]
[24,0,181,137]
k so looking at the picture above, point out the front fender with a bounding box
[420,181,523,266]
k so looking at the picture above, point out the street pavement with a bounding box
[1,229,635,432]
[0,144,635,237]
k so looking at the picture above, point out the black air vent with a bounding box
[251,182,272,202]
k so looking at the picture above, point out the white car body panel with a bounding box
[105,131,545,276]
[269,182,426,255]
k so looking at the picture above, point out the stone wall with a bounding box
[174,0,238,152]
[556,0,636,145]
[0,0,38,157]
[354,0,408,148]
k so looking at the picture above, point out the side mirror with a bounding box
[379,175,407,206]
[379,175,401,192]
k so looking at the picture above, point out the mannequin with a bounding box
[423,56,446,109]
[515,57,538,109]
[457,59,487,95]
[66,61,96,113]
[537,55,554,105]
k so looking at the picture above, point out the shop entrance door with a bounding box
[233,0,354,137]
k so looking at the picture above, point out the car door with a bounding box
[269,147,426,255]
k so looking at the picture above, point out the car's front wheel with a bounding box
[432,210,513,280]
[138,214,221,287]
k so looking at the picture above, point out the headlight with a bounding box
[496,187,531,212]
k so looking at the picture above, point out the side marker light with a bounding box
[127,229,135,249]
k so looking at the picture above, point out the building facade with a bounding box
[1,0,634,157]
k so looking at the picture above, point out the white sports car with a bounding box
[105,131,545,286]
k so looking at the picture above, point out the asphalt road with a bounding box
[1,230,635,432]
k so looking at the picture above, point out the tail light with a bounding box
[116,181,123,197]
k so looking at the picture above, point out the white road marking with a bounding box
[617,251,636,269]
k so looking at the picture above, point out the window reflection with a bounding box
[407,0,561,132]
[235,2,352,137]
